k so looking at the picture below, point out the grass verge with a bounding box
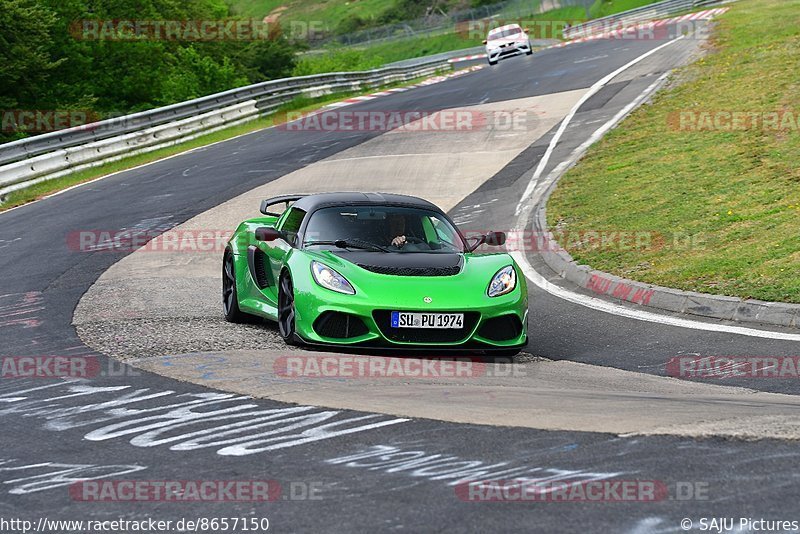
[546,0,800,303]
[0,73,440,212]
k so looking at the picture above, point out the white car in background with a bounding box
[483,24,533,65]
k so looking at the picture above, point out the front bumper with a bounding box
[293,287,528,350]
[487,41,531,62]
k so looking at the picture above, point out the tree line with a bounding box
[0,0,298,142]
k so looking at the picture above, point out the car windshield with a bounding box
[488,26,522,40]
[303,206,465,253]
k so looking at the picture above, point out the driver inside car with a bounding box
[388,213,407,247]
[386,213,430,250]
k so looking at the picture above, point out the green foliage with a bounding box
[0,0,297,142]
[161,46,249,103]
[336,14,371,35]
[377,0,434,25]
[237,39,300,81]
[292,49,384,76]
[0,0,61,109]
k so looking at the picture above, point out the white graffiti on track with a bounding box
[0,380,408,456]
[327,445,625,488]
[0,458,146,495]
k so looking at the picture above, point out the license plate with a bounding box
[390,312,464,329]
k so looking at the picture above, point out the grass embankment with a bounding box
[547,0,800,303]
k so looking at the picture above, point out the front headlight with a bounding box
[311,261,355,295]
[487,265,516,297]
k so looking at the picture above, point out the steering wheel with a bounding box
[403,236,425,244]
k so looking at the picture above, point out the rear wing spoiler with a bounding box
[260,194,307,216]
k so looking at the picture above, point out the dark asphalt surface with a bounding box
[1,25,798,533]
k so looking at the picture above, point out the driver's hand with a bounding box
[392,235,406,247]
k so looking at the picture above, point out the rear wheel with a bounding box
[223,249,257,323]
[278,272,300,345]
[526,41,533,55]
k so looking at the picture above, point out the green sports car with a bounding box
[222,192,527,354]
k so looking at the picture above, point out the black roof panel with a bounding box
[290,192,441,213]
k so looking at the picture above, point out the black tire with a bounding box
[488,59,497,66]
[526,41,533,55]
[278,272,300,346]
[222,249,258,323]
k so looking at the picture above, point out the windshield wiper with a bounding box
[304,238,389,253]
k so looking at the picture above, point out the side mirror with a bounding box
[482,39,488,44]
[255,227,282,242]
[466,231,506,252]
[485,231,506,247]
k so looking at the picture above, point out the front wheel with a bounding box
[278,272,300,345]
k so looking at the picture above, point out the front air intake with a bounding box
[477,315,523,341]
[313,311,369,339]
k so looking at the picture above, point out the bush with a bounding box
[292,49,384,76]
[0,0,299,142]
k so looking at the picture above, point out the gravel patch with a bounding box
[75,315,301,362]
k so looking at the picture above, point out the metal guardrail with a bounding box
[0,58,452,198]
[563,0,730,39]
[0,57,452,170]
[383,47,488,68]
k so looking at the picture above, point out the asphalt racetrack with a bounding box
[1,19,799,533]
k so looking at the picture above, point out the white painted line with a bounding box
[513,33,800,340]
[513,250,800,341]
[516,35,686,217]
[528,71,671,210]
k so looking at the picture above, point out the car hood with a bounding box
[487,34,524,48]
[300,249,514,279]
[326,250,463,276]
